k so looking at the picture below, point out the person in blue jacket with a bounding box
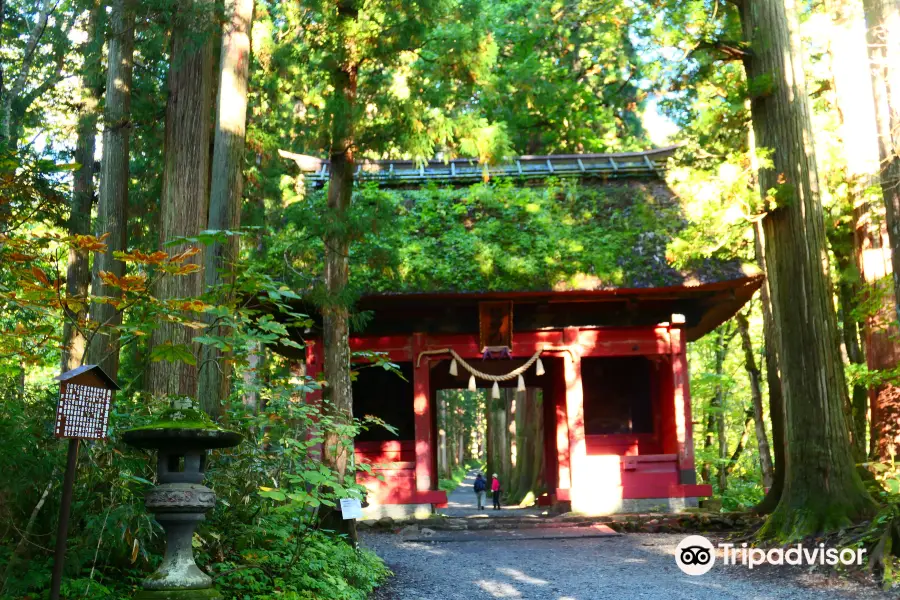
[473,472,487,510]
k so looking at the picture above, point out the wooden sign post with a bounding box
[49,365,119,600]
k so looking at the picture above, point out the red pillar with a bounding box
[553,362,571,494]
[305,340,323,403]
[412,333,435,492]
[670,315,696,484]
[563,327,587,504]
[304,341,324,460]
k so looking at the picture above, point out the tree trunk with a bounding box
[506,388,516,483]
[88,0,134,380]
[724,409,754,478]
[861,0,900,460]
[752,223,787,514]
[714,329,729,493]
[704,328,729,491]
[147,1,214,399]
[198,0,254,416]
[836,256,871,460]
[740,0,875,537]
[438,392,448,479]
[513,388,542,504]
[736,311,775,488]
[825,0,880,461]
[319,0,359,543]
[861,0,900,326]
[63,2,103,372]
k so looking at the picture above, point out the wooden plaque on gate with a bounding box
[479,301,513,350]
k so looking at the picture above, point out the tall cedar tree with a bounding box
[739,0,875,537]
[752,225,787,514]
[861,0,900,459]
[824,0,876,461]
[735,311,774,489]
[318,0,359,540]
[199,0,255,416]
[89,0,135,380]
[62,1,103,372]
[147,1,214,400]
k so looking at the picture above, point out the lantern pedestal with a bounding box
[123,402,241,600]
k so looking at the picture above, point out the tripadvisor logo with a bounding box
[675,535,867,576]
[675,535,716,575]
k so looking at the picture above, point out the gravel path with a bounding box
[438,471,544,518]
[364,531,889,599]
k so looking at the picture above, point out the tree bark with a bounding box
[506,388,515,484]
[147,1,214,399]
[88,0,135,381]
[724,409,754,478]
[752,222,787,514]
[319,0,359,542]
[740,0,875,536]
[736,311,775,488]
[825,0,880,461]
[438,392,449,479]
[713,328,729,493]
[860,0,900,460]
[861,0,900,326]
[198,0,254,416]
[62,2,104,372]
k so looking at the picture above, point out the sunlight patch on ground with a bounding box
[476,580,523,598]
[495,567,548,586]
[400,542,447,556]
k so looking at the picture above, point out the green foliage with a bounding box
[275,179,739,298]
[439,464,470,492]
[209,525,388,600]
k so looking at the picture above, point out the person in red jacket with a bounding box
[491,473,501,510]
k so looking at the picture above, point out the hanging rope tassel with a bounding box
[449,359,458,377]
[468,375,477,392]
[492,381,500,399]
[535,357,545,376]
[517,374,526,392]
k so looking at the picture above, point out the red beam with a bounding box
[360,487,448,505]
[349,335,413,361]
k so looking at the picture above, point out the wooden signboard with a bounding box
[479,301,513,351]
[50,365,119,600]
[55,381,112,440]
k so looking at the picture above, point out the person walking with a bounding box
[473,472,486,510]
[491,473,501,510]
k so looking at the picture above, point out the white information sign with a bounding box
[340,498,363,520]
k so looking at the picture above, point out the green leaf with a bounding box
[259,489,287,501]
[149,342,197,365]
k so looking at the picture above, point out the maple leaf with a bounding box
[31,267,49,285]
[168,247,201,263]
[73,233,110,253]
[173,263,201,276]
[116,249,168,265]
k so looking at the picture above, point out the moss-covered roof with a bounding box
[279,177,757,296]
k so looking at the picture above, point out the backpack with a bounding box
[474,478,485,492]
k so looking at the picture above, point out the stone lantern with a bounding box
[122,399,241,599]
